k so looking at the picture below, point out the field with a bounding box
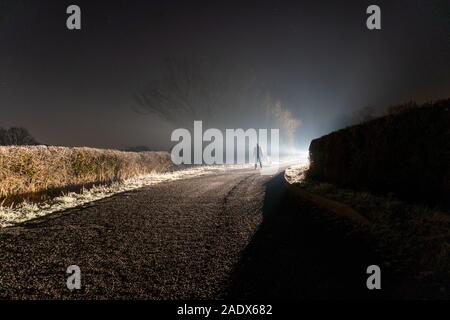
[0,146,172,203]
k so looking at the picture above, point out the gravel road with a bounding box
[0,168,385,299]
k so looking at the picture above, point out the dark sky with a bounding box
[0,0,449,150]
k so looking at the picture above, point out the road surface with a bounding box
[0,168,385,299]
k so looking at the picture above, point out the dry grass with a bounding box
[284,164,308,184]
[286,164,450,287]
[0,146,172,199]
[297,178,450,281]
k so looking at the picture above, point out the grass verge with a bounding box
[286,165,450,297]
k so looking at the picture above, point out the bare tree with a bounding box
[0,127,38,145]
[135,57,301,150]
[352,106,377,124]
[350,101,419,125]
[385,101,418,116]
[135,58,226,126]
[134,57,274,128]
[262,95,301,151]
[0,127,7,145]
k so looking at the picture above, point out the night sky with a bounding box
[0,0,449,150]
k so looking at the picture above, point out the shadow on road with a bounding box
[226,172,387,299]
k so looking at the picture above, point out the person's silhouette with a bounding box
[254,143,263,169]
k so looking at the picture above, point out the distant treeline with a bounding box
[308,99,450,209]
[0,127,39,146]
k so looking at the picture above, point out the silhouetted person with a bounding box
[254,143,263,169]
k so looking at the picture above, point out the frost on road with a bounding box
[0,165,245,227]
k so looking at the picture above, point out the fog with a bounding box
[0,0,449,151]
